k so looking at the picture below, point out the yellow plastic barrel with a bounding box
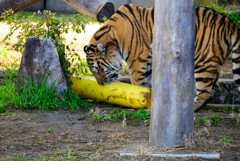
[70,76,151,109]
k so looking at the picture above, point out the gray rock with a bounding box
[209,79,240,105]
[17,36,67,95]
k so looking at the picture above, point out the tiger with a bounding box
[84,4,240,111]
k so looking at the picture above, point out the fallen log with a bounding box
[63,0,115,22]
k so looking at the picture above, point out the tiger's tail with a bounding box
[231,27,240,91]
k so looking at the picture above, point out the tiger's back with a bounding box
[84,4,240,111]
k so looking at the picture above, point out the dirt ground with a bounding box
[0,103,240,161]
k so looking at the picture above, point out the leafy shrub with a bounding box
[3,10,92,77]
[0,48,10,56]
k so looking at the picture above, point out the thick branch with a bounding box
[0,0,43,19]
[63,0,114,22]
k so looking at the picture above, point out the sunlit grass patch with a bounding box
[0,65,88,110]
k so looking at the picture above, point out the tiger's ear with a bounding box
[84,45,89,53]
[97,43,106,56]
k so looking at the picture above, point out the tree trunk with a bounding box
[0,0,115,23]
[149,0,195,147]
[63,0,115,22]
[0,0,43,18]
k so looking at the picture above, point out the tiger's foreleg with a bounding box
[129,49,153,88]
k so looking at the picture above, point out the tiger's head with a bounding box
[84,37,123,85]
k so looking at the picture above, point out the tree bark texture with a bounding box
[0,0,43,17]
[149,0,195,147]
[63,0,115,22]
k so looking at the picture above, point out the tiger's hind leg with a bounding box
[232,43,240,92]
[194,70,219,111]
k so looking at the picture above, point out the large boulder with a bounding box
[17,37,68,95]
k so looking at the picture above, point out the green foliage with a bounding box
[94,108,150,122]
[201,3,240,26]
[0,48,10,56]
[0,67,88,110]
[12,156,27,161]
[0,66,18,108]
[46,127,52,133]
[65,145,73,159]
[0,8,14,20]
[0,106,6,113]
[102,17,109,23]
[222,134,236,144]
[199,115,223,126]
[3,10,91,77]
[70,57,92,76]
[227,12,240,26]
[132,108,151,120]
[202,105,240,113]
[209,115,223,123]
[195,123,200,129]
[199,116,208,125]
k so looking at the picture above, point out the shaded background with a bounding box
[27,0,240,13]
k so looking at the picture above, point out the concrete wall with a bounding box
[27,0,154,12]
[111,0,154,10]
[27,1,45,11]
[27,0,77,12]
[45,0,77,12]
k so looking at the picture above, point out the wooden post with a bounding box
[0,0,43,18]
[149,0,195,147]
[63,0,115,22]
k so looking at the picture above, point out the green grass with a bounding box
[94,108,150,123]
[0,67,88,111]
[0,106,6,113]
[199,116,208,125]
[222,134,236,145]
[198,115,223,126]
[210,115,223,123]
[202,105,240,113]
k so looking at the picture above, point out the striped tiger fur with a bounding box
[84,4,240,111]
